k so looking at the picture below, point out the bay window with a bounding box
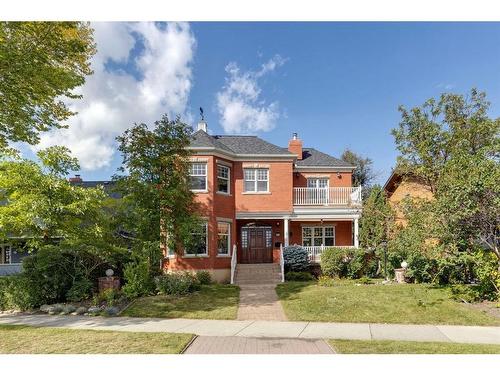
[217,165,230,194]
[190,163,207,191]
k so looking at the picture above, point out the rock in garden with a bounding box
[48,304,64,315]
[39,304,51,313]
[62,305,76,314]
[74,307,87,315]
[104,306,119,316]
[87,306,101,314]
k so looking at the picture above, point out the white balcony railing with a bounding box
[303,245,356,263]
[293,186,362,206]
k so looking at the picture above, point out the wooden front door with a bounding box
[240,226,273,264]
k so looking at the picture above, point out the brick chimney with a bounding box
[69,174,82,183]
[288,132,303,160]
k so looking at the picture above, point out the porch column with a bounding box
[354,217,359,248]
[284,218,289,247]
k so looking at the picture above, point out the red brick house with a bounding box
[164,120,362,282]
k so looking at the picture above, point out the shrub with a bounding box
[471,250,500,301]
[66,278,93,302]
[283,245,309,272]
[358,276,373,284]
[196,271,212,285]
[155,272,201,296]
[122,260,155,298]
[346,249,367,278]
[97,288,123,307]
[320,247,351,278]
[0,276,37,311]
[318,275,335,287]
[450,284,482,303]
[21,247,74,305]
[285,271,314,281]
[405,252,433,283]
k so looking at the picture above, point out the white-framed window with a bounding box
[243,168,269,192]
[217,222,231,255]
[185,222,208,256]
[217,165,230,194]
[302,226,335,247]
[190,162,207,191]
[307,178,329,188]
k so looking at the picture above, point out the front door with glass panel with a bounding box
[240,226,273,263]
[307,178,329,204]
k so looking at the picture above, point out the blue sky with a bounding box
[34,22,500,185]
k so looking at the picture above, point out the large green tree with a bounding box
[359,185,393,250]
[0,22,95,149]
[0,146,110,249]
[391,88,500,271]
[114,114,200,254]
[392,88,499,193]
[341,149,376,189]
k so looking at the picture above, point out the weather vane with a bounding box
[199,107,204,121]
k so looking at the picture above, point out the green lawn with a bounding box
[122,284,240,320]
[329,339,500,354]
[276,280,500,326]
[0,324,193,354]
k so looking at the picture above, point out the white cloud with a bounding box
[436,83,455,90]
[216,55,286,134]
[35,22,196,170]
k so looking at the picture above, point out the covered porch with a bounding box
[235,211,360,264]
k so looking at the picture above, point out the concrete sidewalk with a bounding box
[1,314,499,345]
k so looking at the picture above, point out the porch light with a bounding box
[336,172,341,178]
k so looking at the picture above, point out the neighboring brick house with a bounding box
[383,171,433,226]
[164,120,362,282]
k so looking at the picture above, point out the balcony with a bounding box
[293,186,362,207]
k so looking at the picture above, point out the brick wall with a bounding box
[234,160,294,213]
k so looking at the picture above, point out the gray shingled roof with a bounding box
[296,148,354,168]
[71,181,122,198]
[190,130,293,155]
[190,131,353,167]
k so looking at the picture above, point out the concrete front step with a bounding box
[234,263,283,286]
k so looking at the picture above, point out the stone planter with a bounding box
[394,268,406,283]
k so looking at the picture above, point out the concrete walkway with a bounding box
[237,285,287,321]
[1,314,500,345]
[184,336,334,354]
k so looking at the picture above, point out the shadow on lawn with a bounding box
[121,284,240,319]
[275,281,314,301]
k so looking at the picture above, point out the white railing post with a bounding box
[230,244,237,284]
[280,243,285,283]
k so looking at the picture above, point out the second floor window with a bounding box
[190,162,207,191]
[217,165,230,194]
[244,168,268,192]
